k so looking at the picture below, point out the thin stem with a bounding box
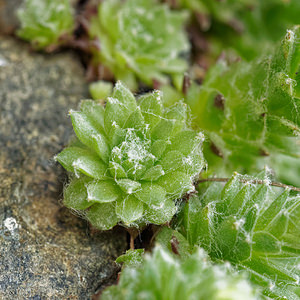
[197,177,300,192]
[130,234,135,250]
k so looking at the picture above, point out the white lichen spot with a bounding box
[4,217,20,235]
[0,57,8,67]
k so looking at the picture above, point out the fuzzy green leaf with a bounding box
[115,195,144,224]
[102,246,260,300]
[186,27,300,181]
[86,180,121,203]
[87,202,119,230]
[176,172,300,298]
[63,177,92,210]
[17,0,74,50]
[56,147,107,179]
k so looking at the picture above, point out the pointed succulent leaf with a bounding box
[70,110,108,155]
[87,202,119,230]
[141,165,165,181]
[135,183,166,207]
[116,249,144,268]
[80,100,105,131]
[143,198,176,225]
[176,172,300,298]
[151,119,175,141]
[159,150,185,174]
[156,171,195,198]
[186,28,300,179]
[86,180,121,203]
[102,246,260,300]
[116,179,141,194]
[63,177,93,210]
[115,195,144,224]
[151,140,167,160]
[139,91,163,129]
[56,146,107,179]
[108,161,127,179]
[111,81,137,111]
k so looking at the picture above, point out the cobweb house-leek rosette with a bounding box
[89,0,190,90]
[177,172,300,299]
[17,0,74,50]
[101,246,260,300]
[56,82,204,230]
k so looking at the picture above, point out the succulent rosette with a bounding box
[56,82,204,229]
[89,0,190,90]
[101,246,260,300]
[177,172,300,298]
[17,0,74,50]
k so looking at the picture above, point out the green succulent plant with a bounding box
[186,26,300,179]
[89,0,190,90]
[56,82,204,230]
[178,0,300,60]
[17,0,74,50]
[101,246,260,300]
[176,172,300,299]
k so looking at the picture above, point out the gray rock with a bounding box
[0,37,127,299]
